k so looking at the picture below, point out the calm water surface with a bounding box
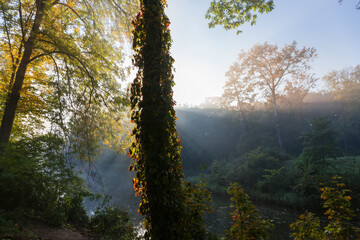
[205,194,303,240]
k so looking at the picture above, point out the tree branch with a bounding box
[109,0,129,17]
[1,2,15,67]
[28,51,58,63]
[53,2,87,25]
[48,53,66,130]
[18,0,25,44]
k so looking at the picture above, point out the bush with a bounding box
[210,147,290,191]
[89,206,135,240]
[257,167,288,193]
[0,134,91,226]
[290,176,360,240]
[182,179,214,239]
[0,134,137,240]
[225,183,273,240]
[289,212,324,240]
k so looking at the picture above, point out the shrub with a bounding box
[225,183,273,240]
[289,212,324,240]
[321,176,359,239]
[89,206,135,240]
[0,134,91,226]
[290,176,360,240]
[182,179,215,239]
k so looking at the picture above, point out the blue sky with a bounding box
[164,0,360,106]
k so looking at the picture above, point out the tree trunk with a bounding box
[0,0,47,145]
[136,1,185,239]
[272,90,283,150]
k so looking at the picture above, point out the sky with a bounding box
[161,0,360,106]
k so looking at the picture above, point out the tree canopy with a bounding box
[0,0,137,158]
[206,0,274,34]
[206,0,359,35]
[222,41,317,149]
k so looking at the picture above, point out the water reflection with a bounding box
[206,194,302,240]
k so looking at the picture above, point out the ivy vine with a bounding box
[129,1,185,239]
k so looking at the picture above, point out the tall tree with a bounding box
[301,117,337,171]
[281,74,317,109]
[221,60,256,132]
[0,0,137,156]
[324,65,360,98]
[222,61,256,111]
[227,42,317,149]
[129,0,185,239]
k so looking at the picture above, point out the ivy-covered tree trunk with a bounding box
[0,0,47,145]
[130,1,185,239]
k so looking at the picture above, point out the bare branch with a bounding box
[28,50,62,63]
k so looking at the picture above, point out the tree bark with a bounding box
[139,1,184,239]
[272,90,283,150]
[0,0,47,145]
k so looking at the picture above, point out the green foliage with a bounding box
[290,177,360,240]
[0,216,17,238]
[257,167,287,193]
[202,113,360,209]
[225,183,273,240]
[0,0,136,157]
[182,179,214,239]
[320,176,359,239]
[294,117,338,206]
[0,134,137,239]
[211,147,287,189]
[129,1,185,239]
[238,147,283,188]
[89,206,135,240]
[289,212,324,240]
[206,0,274,34]
[293,170,323,208]
[0,134,91,227]
[300,117,337,171]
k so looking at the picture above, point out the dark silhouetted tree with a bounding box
[129,1,185,239]
[301,117,337,171]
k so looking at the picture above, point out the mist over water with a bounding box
[83,107,324,238]
[83,151,141,223]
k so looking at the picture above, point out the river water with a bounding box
[204,194,302,240]
[86,153,303,239]
[117,193,303,239]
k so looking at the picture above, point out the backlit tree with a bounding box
[224,42,317,149]
[129,0,185,239]
[0,0,137,157]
